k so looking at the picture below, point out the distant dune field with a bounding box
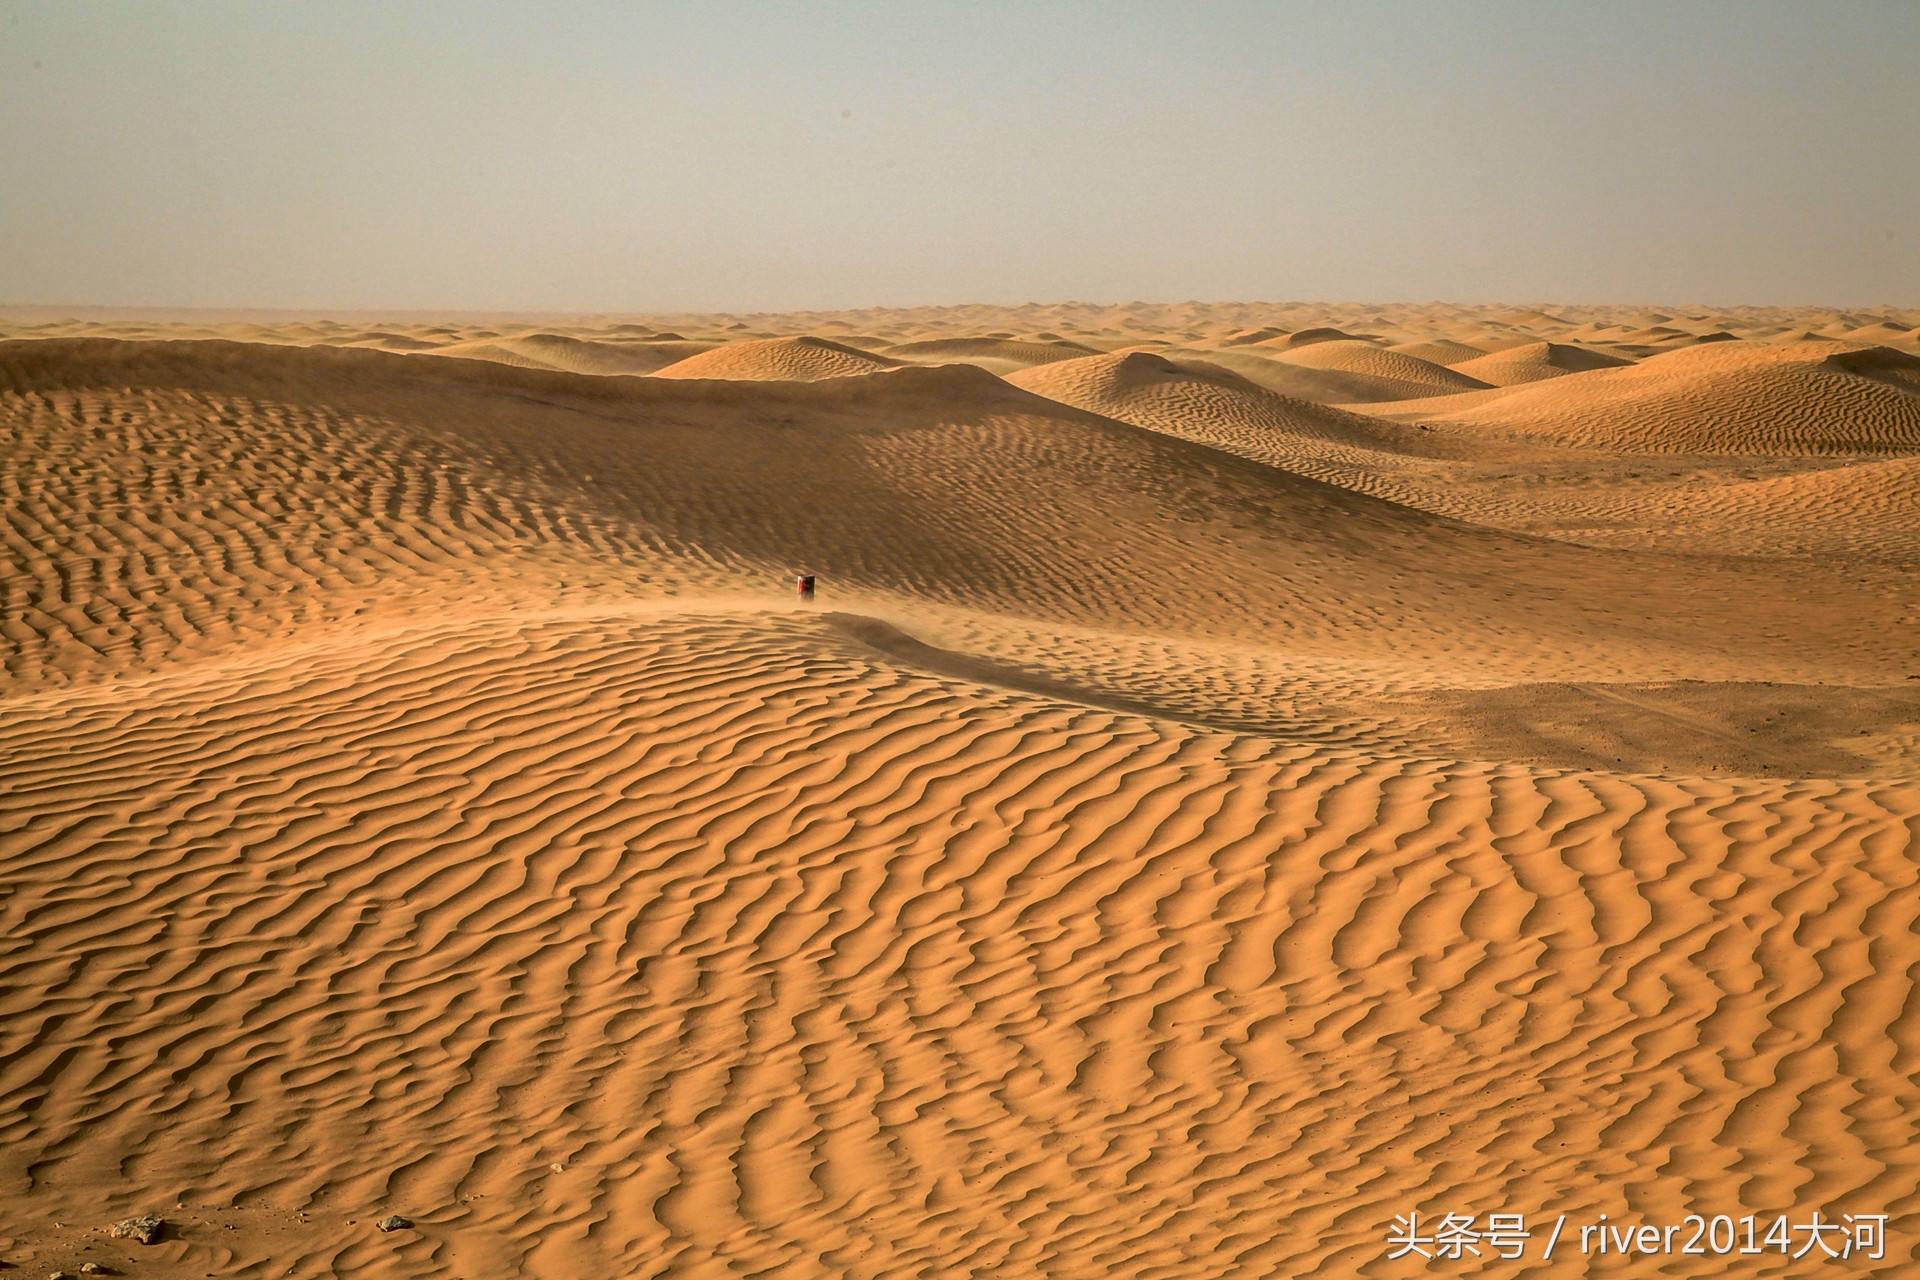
[3,300,1918,1279]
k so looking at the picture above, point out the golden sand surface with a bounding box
[2,300,1918,1277]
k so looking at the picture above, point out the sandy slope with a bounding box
[1448,340,1633,386]
[427,332,720,375]
[1387,337,1488,364]
[1374,341,1920,454]
[879,336,1098,374]
[1269,339,1491,395]
[1005,351,1463,496]
[652,336,901,380]
[2,302,1919,1279]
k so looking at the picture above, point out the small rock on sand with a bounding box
[375,1215,413,1233]
[108,1216,165,1245]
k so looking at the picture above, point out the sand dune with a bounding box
[1114,344,1464,406]
[1008,349,1441,479]
[878,335,1099,373]
[428,332,718,375]
[1509,455,1920,561]
[1379,340,1920,453]
[1256,325,1370,350]
[652,335,902,380]
[1449,340,1634,385]
[3,304,1919,1280]
[1846,320,1914,344]
[1387,337,1487,364]
[1271,338,1493,399]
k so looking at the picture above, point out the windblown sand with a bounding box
[2,301,1918,1277]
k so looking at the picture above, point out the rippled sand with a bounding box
[3,301,1917,1277]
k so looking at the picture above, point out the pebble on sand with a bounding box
[375,1215,413,1233]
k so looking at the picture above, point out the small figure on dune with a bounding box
[796,573,816,603]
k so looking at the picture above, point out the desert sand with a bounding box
[2,300,1918,1277]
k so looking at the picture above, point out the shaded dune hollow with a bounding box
[1,303,1918,1280]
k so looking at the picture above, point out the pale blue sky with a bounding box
[2,0,1915,311]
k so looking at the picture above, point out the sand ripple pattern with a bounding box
[4,610,1916,1278]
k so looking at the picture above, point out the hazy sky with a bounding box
[3,0,1915,312]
